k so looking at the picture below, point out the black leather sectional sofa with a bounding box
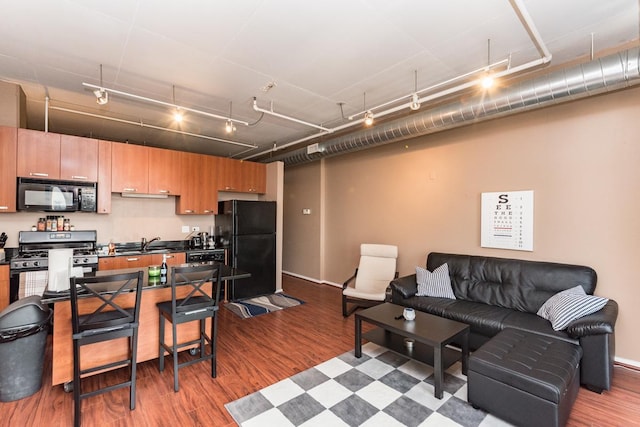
[389,252,618,393]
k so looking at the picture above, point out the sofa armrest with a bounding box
[390,274,418,299]
[566,299,618,337]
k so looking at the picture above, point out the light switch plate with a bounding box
[302,208,311,215]
[181,225,190,233]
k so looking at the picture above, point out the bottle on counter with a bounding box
[63,218,70,231]
[37,217,46,231]
[57,216,64,231]
[46,216,52,231]
[160,254,168,284]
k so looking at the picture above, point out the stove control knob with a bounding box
[73,258,79,264]
[34,261,40,267]
[22,262,29,267]
[83,258,89,264]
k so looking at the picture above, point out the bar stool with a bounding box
[157,263,222,392]
[69,270,144,427]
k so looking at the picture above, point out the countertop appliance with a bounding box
[216,200,276,300]
[9,230,98,302]
[185,248,224,263]
[17,177,97,212]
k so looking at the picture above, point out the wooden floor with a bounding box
[2,274,640,426]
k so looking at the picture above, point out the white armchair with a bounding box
[342,244,399,317]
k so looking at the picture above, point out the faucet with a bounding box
[141,236,161,252]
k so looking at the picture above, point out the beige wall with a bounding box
[283,85,640,364]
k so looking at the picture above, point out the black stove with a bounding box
[10,230,98,272]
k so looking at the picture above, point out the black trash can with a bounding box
[0,296,51,402]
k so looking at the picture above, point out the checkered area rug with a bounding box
[225,342,513,426]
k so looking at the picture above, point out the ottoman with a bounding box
[468,328,582,427]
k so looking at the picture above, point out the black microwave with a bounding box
[17,178,97,212]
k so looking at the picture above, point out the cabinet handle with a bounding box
[126,257,140,262]
[204,209,213,213]
[158,190,169,194]
[71,175,88,180]
[123,188,137,192]
[224,186,234,190]
[185,209,194,213]
[0,206,8,210]
[166,255,174,259]
[30,172,48,177]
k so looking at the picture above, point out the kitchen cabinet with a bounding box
[97,140,112,214]
[111,143,149,194]
[217,157,266,193]
[16,128,61,179]
[148,146,181,196]
[0,126,17,212]
[176,152,217,215]
[98,252,185,270]
[0,265,9,311]
[60,135,98,182]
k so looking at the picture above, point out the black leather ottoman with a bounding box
[468,328,582,427]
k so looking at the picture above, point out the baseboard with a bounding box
[282,271,341,288]
[615,356,640,369]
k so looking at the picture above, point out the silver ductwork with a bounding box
[268,48,640,166]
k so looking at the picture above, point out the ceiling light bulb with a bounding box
[174,109,183,122]
[364,110,374,126]
[482,75,494,89]
[410,93,421,111]
[225,119,236,134]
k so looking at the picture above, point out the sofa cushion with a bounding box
[537,285,609,331]
[427,253,597,314]
[502,310,577,344]
[416,263,456,299]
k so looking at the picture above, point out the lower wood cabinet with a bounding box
[98,252,185,270]
[0,265,9,311]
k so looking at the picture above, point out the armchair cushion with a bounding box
[351,244,398,296]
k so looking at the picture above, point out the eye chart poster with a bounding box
[481,190,534,251]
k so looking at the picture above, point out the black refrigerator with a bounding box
[216,200,276,300]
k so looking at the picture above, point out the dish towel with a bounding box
[19,271,48,299]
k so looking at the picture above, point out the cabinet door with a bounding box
[201,155,218,214]
[111,143,149,194]
[148,147,181,195]
[0,265,9,311]
[60,135,98,182]
[97,140,112,214]
[241,161,266,193]
[217,157,241,192]
[99,254,155,270]
[0,126,17,212]
[17,128,61,179]
[176,151,201,214]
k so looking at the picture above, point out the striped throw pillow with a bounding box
[537,285,608,331]
[416,263,456,299]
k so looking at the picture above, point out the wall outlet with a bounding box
[192,226,200,232]
[302,208,311,215]
[181,225,190,233]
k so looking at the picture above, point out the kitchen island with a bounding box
[42,262,249,386]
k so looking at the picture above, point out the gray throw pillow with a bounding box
[415,263,456,299]
[537,285,608,331]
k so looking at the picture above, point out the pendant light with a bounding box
[363,92,374,126]
[410,70,421,111]
[93,64,108,105]
[172,85,183,122]
[225,101,236,134]
[481,39,494,89]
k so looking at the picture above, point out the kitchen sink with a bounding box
[115,249,170,256]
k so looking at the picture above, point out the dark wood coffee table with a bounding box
[355,303,469,399]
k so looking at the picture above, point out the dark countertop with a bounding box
[41,261,249,303]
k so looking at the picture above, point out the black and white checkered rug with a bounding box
[225,342,512,426]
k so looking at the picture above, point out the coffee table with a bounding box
[355,303,469,399]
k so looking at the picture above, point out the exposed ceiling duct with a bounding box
[266,47,640,166]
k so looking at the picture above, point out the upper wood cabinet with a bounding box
[60,135,98,182]
[148,147,181,196]
[111,143,149,194]
[97,140,112,214]
[0,126,17,213]
[16,128,61,179]
[176,152,217,215]
[217,157,266,193]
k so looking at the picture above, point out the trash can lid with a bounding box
[0,296,50,330]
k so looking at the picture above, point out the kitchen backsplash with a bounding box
[0,195,215,247]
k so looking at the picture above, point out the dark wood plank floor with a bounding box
[2,274,640,426]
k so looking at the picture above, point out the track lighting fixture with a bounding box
[409,70,421,111]
[93,64,108,105]
[480,39,495,90]
[364,110,374,126]
[225,101,236,133]
[173,109,183,122]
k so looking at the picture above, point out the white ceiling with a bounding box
[0,0,637,159]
